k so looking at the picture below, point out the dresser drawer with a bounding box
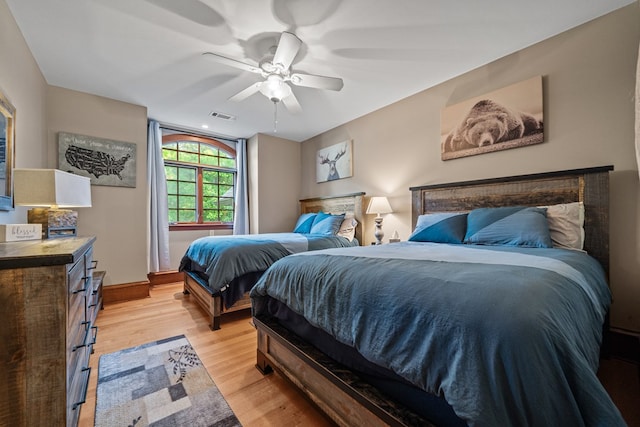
[67,364,91,427]
[67,257,89,352]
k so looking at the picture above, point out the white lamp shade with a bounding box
[366,196,393,215]
[14,169,92,208]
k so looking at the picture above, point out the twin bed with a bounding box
[250,166,625,426]
[180,192,365,330]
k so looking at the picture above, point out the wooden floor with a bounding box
[79,282,640,427]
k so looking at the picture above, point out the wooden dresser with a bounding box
[0,236,97,427]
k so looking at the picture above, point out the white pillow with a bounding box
[337,217,358,242]
[540,202,585,250]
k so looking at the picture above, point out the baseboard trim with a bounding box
[147,270,184,286]
[103,281,150,304]
[608,329,640,364]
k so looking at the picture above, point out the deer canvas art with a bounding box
[316,140,352,183]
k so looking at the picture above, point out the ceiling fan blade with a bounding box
[202,52,262,74]
[272,32,302,70]
[229,82,262,102]
[282,92,302,114]
[290,73,344,91]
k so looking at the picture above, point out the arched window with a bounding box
[162,134,236,230]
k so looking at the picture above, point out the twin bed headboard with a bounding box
[410,166,613,274]
[299,192,366,246]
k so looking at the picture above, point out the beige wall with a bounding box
[249,133,301,234]
[302,4,640,332]
[0,0,47,225]
[46,86,149,286]
[1,0,149,286]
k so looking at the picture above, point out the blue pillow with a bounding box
[293,213,317,234]
[309,212,345,235]
[409,212,467,244]
[464,206,552,248]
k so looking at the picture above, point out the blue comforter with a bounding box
[179,232,357,295]
[251,242,625,427]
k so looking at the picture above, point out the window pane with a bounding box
[219,172,234,185]
[168,210,177,223]
[219,185,233,197]
[181,195,196,209]
[220,158,235,168]
[165,165,177,180]
[202,170,218,184]
[163,149,177,161]
[220,210,234,222]
[200,155,218,166]
[182,142,199,153]
[166,180,177,194]
[178,152,199,163]
[203,197,218,210]
[201,145,218,156]
[168,195,178,209]
[178,209,196,222]
[203,210,219,222]
[177,167,196,182]
[202,183,216,197]
[178,182,196,195]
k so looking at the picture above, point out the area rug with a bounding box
[95,335,241,427]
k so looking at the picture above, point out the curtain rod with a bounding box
[151,119,240,143]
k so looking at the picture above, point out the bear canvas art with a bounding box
[441,76,543,160]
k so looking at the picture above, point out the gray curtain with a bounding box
[233,138,249,234]
[147,120,171,272]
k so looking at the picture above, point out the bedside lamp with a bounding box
[14,169,92,239]
[366,196,393,245]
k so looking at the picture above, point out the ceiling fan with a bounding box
[203,32,344,115]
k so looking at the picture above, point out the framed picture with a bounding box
[316,140,352,183]
[58,132,136,187]
[441,76,543,160]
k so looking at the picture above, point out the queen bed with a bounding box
[180,192,365,330]
[250,166,625,426]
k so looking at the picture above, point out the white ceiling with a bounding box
[6,0,634,142]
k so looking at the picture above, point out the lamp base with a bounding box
[27,208,78,239]
[373,216,385,245]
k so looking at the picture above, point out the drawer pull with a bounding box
[72,325,91,351]
[72,367,91,410]
[89,260,98,270]
[90,325,98,346]
[72,286,88,294]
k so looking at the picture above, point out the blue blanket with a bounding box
[251,242,625,427]
[179,232,357,295]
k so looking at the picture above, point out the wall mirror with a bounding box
[0,88,15,211]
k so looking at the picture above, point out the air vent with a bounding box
[210,111,236,121]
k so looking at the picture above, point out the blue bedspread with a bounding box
[179,232,356,295]
[251,242,625,427]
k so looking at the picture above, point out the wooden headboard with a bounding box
[410,166,613,274]
[299,192,366,245]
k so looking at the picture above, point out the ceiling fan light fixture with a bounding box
[260,74,291,102]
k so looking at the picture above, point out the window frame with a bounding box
[162,134,236,232]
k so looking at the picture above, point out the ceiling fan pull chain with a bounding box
[273,100,278,133]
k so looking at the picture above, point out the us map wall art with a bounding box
[58,132,136,187]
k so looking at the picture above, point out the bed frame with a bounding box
[183,192,366,330]
[254,166,613,427]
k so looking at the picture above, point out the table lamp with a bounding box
[13,169,92,239]
[366,196,393,245]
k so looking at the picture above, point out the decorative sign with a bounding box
[0,224,42,242]
[58,132,136,187]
